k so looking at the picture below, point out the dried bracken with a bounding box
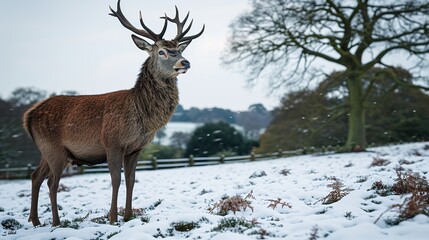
[266,198,292,210]
[392,169,429,195]
[245,190,256,200]
[375,170,429,225]
[319,177,352,204]
[369,157,391,167]
[209,192,254,216]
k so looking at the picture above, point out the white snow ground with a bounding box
[1,142,428,240]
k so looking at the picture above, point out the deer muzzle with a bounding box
[174,59,191,74]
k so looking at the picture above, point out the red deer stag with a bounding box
[24,0,204,226]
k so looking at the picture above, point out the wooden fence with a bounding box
[0,149,305,179]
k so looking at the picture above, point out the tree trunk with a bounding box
[345,76,366,151]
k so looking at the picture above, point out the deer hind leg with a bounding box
[29,159,50,226]
[106,149,124,224]
[45,151,68,226]
[123,150,139,221]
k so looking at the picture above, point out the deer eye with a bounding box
[158,50,165,56]
[167,49,178,57]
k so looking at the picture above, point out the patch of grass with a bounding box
[344,212,355,220]
[309,225,320,240]
[107,231,120,239]
[212,217,256,233]
[145,199,163,211]
[153,227,174,238]
[371,180,393,196]
[141,215,150,223]
[60,219,80,229]
[315,207,331,215]
[279,169,291,176]
[410,149,422,156]
[249,227,274,239]
[356,176,368,183]
[199,189,213,195]
[171,221,200,232]
[91,215,109,224]
[118,207,145,220]
[1,218,22,231]
[60,212,90,229]
[344,162,353,168]
[249,170,267,178]
[398,159,417,165]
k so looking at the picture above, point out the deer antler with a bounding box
[109,0,167,42]
[162,6,205,42]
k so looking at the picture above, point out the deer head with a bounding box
[109,0,205,79]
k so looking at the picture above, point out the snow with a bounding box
[1,142,428,239]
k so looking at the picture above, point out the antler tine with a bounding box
[162,6,196,42]
[158,14,169,39]
[176,19,193,41]
[139,11,168,41]
[109,0,163,42]
[180,24,205,42]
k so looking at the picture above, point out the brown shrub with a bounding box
[369,157,390,167]
[209,192,254,216]
[266,198,292,209]
[319,177,352,204]
[375,170,429,225]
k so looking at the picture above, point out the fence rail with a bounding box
[0,148,317,179]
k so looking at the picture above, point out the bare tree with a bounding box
[224,0,429,150]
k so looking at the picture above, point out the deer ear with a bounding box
[131,34,153,52]
[178,40,192,52]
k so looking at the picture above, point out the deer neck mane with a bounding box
[131,58,179,124]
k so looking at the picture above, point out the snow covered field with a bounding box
[1,142,428,240]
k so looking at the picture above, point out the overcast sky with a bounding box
[0,0,283,111]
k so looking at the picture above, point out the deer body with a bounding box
[24,0,203,226]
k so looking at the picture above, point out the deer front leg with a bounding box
[107,149,124,224]
[123,151,139,221]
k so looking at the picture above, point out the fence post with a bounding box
[152,157,158,170]
[277,149,283,158]
[5,164,10,180]
[220,154,225,164]
[188,155,194,167]
[301,147,307,155]
[250,152,256,161]
[26,164,32,179]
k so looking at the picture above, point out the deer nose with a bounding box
[181,60,191,69]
